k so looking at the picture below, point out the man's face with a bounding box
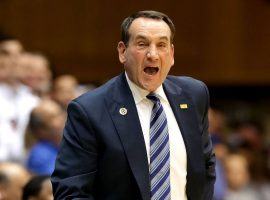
[0,40,23,56]
[0,55,12,82]
[118,17,174,92]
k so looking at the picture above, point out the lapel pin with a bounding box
[119,107,128,115]
[179,104,188,109]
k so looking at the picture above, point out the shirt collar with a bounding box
[125,72,169,104]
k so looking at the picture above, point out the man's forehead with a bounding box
[128,17,171,38]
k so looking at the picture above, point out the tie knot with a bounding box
[146,93,160,104]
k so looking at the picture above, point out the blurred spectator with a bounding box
[0,55,12,83]
[22,175,53,200]
[209,108,227,145]
[18,52,52,98]
[228,121,269,182]
[76,83,97,96]
[51,75,78,110]
[0,37,23,84]
[224,153,259,200]
[0,52,39,162]
[0,36,23,56]
[0,162,30,200]
[236,121,264,151]
[26,99,65,175]
[213,144,229,200]
[227,121,264,151]
[209,108,228,200]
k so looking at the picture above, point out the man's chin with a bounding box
[141,83,160,92]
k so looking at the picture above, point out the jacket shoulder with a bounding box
[167,75,207,91]
[167,75,210,117]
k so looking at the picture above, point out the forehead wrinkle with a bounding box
[135,35,148,41]
[134,34,169,42]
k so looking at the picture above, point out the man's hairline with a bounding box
[123,17,173,46]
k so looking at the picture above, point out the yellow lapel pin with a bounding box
[179,104,188,109]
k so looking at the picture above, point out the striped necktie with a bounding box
[147,93,171,200]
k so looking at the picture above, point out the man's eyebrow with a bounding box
[159,36,169,41]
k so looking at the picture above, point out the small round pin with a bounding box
[119,107,127,115]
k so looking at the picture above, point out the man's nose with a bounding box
[146,46,159,60]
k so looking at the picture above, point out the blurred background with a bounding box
[0,0,270,200]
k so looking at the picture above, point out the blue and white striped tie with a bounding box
[147,93,171,200]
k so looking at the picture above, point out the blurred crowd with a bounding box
[0,35,94,199]
[1,35,270,200]
[210,108,270,200]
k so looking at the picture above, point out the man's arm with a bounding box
[51,100,98,200]
[201,82,216,200]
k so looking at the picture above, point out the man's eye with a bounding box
[158,43,167,48]
[138,42,146,46]
[137,41,150,46]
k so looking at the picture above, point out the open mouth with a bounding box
[144,66,159,75]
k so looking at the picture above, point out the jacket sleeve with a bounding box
[201,82,216,200]
[51,100,98,200]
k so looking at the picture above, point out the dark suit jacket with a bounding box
[51,73,216,200]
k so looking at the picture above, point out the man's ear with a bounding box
[170,44,175,66]
[117,41,127,64]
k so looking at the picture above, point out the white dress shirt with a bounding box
[0,83,39,162]
[126,73,187,200]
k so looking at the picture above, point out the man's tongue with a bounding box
[144,67,159,75]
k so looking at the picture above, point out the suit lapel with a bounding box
[163,79,204,196]
[105,73,150,200]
